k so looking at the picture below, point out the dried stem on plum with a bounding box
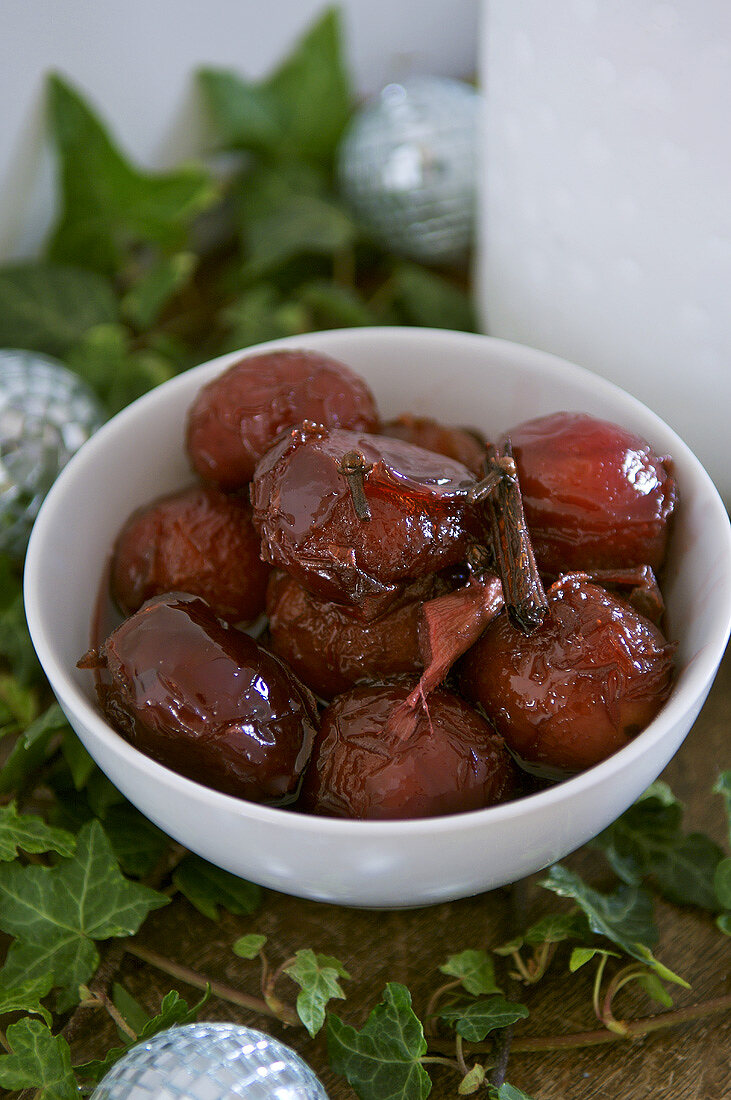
[337,449,373,521]
[480,442,548,634]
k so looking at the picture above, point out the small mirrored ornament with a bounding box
[90,1022,329,1100]
[0,350,105,558]
[337,76,481,264]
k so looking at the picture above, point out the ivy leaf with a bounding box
[489,1084,535,1100]
[238,164,356,281]
[632,970,674,1010]
[715,857,731,909]
[541,865,659,962]
[0,972,54,1025]
[569,947,619,972]
[202,8,350,168]
[0,674,38,737]
[540,864,687,985]
[198,69,284,154]
[121,252,197,330]
[459,1063,486,1094]
[264,7,351,167]
[60,729,96,791]
[111,982,150,1036]
[284,948,350,1037]
[0,559,42,687]
[717,913,731,936]
[221,285,308,352]
[593,784,723,910]
[101,803,169,879]
[327,982,431,1100]
[0,1018,78,1099]
[439,995,529,1043]
[439,950,501,996]
[714,771,731,847]
[0,819,168,1008]
[630,944,688,987]
[0,703,71,795]
[298,280,380,328]
[76,988,210,1085]
[65,322,176,414]
[391,263,477,332]
[47,74,218,276]
[172,854,261,920]
[233,933,268,959]
[494,912,589,955]
[0,262,117,356]
[0,802,76,862]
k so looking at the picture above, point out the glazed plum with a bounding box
[111,485,270,625]
[186,349,379,489]
[300,682,517,819]
[460,574,675,773]
[251,423,478,616]
[507,412,677,575]
[380,414,487,475]
[265,571,445,700]
[81,593,318,803]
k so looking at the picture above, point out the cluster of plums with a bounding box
[80,349,677,820]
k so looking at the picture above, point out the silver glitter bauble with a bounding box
[90,1022,329,1100]
[0,350,104,558]
[338,76,481,264]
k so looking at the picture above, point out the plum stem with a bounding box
[481,441,548,634]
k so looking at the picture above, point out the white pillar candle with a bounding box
[477,0,731,502]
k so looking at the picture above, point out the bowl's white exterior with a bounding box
[24,329,731,908]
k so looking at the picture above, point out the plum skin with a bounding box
[266,571,430,699]
[300,682,517,820]
[380,414,487,475]
[507,411,677,575]
[91,593,319,803]
[251,424,478,615]
[186,349,380,489]
[460,574,675,773]
[111,484,271,625]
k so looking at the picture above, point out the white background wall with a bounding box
[0,0,479,260]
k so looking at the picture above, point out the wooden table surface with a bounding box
[74,642,731,1099]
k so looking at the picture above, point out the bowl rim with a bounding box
[23,326,731,839]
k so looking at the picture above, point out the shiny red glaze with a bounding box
[380,414,488,475]
[186,349,380,488]
[265,571,442,700]
[251,424,478,615]
[460,574,675,773]
[111,485,270,625]
[93,593,318,803]
[300,683,517,820]
[507,412,677,574]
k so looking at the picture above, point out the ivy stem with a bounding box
[509,950,534,985]
[0,1027,9,1052]
[420,1055,463,1072]
[426,992,731,1056]
[125,942,284,1022]
[455,1033,469,1077]
[79,984,137,1041]
[601,965,649,1036]
[592,954,611,1021]
[267,954,297,994]
[424,978,463,1036]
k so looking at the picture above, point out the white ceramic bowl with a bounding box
[24,328,731,908]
